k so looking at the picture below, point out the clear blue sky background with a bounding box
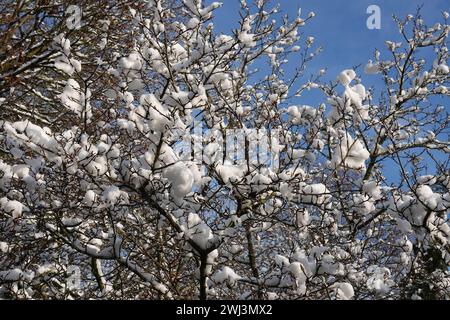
[207,0,449,183]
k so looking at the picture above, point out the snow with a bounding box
[184,212,214,250]
[287,105,318,125]
[416,184,434,199]
[123,92,134,105]
[436,63,449,74]
[101,186,129,207]
[229,244,243,254]
[216,163,245,184]
[0,197,24,219]
[144,48,169,76]
[416,185,440,209]
[215,35,234,51]
[87,244,100,255]
[53,35,81,75]
[165,162,194,199]
[280,182,293,200]
[97,141,111,155]
[333,69,371,122]
[366,266,393,295]
[85,155,108,177]
[183,0,222,17]
[10,147,24,159]
[187,17,200,29]
[61,217,82,227]
[297,209,310,226]
[6,121,59,153]
[83,190,97,206]
[0,269,23,281]
[352,194,375,215]
[300,183,330,205]
[364,60,380,74]
[385,41,401,51]
[332,132,370,170]
[266,292,279,300]
[61,37,71,55]
[292,251,315,277]
[116,118,136,132]
[396,218,412,234]
[139,94,171,132]
[35,265,56,276]
[120,52,143,71]
[0,160,13,191]
[362,180,382,200]
[338,69,356,86]
[99,37,107,49]
[318,254,344,276]
[60,79,92,121]
[12,164,29,179]
[279,167,305,180]
[335,282,354,300]
[212,266,241,285]
[0,242,9,253]
[288,262,307,294]
[435,85,448,94]
[288,261,306,280]
[344,83,367,110]
[238,17,256,47]
[55,56,74,75]
[274,254,290,267]
[250,173,272,190]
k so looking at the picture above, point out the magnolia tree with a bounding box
[0,0,449,300]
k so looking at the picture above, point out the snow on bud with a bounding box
[0,198,25,219]
[331,132,370,170]
[306,36,314,47]
[101,186,129,207]
[210,2,222,9]
[385,41,401,51]
[238,17,256,47]
[212,266,241,285]
[295,18,305,26]
[83,190,97,206]
[334,282,354,300]
[187,17,200,29]
[338,69,356,86]
[364,60,380,74]
[165,162,194,199]
[60,79,92,121]
[436,63,449,74]
[300,183,330,205]
[0,242,9,253]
